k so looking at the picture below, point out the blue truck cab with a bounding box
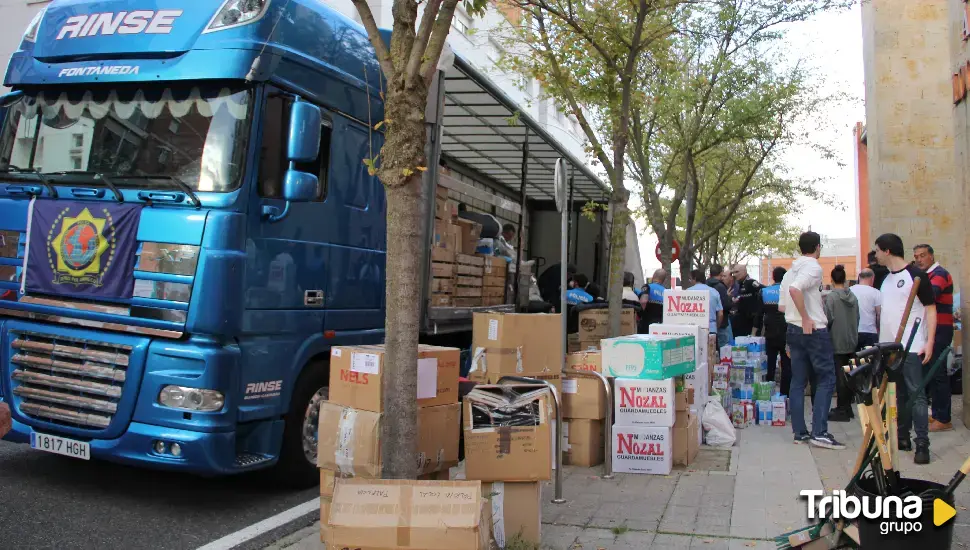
[0,0,408,484]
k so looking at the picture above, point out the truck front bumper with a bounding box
[2,414,284,476]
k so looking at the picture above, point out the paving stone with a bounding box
[573,527,616,547]
[728,521,768,540]
[540,524,583,550]
[689,536,731,549]
[727,539,775,550]
[611,530,656,550]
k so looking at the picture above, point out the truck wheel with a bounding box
[273,362,328,488]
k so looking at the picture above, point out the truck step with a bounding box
[234,452,273,468]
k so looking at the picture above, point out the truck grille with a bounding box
[10,331,132,430]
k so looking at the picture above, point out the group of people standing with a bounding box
[765,231,953,464]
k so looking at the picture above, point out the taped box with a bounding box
[469,312,563,383]
[562,419,604,467]
[482,481,541,549]
[577,308,636,341]
[602,334,696,380]
[612,425,671,475]
[563,351,606,420]
[329,344,459,413]
[614,378,675,427]
[463,385,552,482]
[317,401,460,477]
[672,412,699,467]
[326,479,489,550]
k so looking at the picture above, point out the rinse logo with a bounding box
[801,490,957,535]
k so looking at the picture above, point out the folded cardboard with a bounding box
[672,412,700,466]
[602,334,696,379]
[563,419,604,467]
[327,479,488,550]
[317,401,460,476]
[482,482,541,549]
[470,312,563,382]
[613,425,672,475]
[614,377,675,427]
[578,308,636,340]
[463,386,552,482]
[329,344,459,413]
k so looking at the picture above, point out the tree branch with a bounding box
[420,0,462,85]
[353,0,396,77]
[406,0,444,85]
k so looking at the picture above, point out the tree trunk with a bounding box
[379,84,428,480]
[659,230,674,288]
[607,188,630,337]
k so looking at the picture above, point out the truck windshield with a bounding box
[0,84,251,193]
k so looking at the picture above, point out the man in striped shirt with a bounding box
[913,244,955,432]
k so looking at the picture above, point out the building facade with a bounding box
[761,236,858,287]
[0,1,48,93]
[859,0,962,280]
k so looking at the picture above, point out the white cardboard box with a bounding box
[612,425,672,475]
[614,378,675,427]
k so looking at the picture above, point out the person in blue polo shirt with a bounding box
[639,268,668,332]
[566,274,595,305]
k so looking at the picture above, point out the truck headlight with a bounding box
[205,0,270,33]
[158,386,225,412]
[23,7,46,43]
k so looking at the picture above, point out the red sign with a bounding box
[655,240,681,262]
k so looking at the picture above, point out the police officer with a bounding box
[761,267,791,393]
[639,269,667,332]
[730,264,763,337]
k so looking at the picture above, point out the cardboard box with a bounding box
[567,350,602,372]
[455,218,483,255]
[562,359,607,420]
[327,479,488,550]
[675,387,694,412]
[578,308,636,340]
[482,482,541,548]
[567,333,580,353]
[614,378,675,427]
[433,220,460,250]
[482,255,507,276]
[463,388,552,482]
[317,402,460,476]
[613,425,671,475]
[470,312,563,382]
[329,345,460,413]
[661,289,712,327]
[530,371,562,396]
[563,419,604,467]
[672,412,699,466]
[601,334,696,380]
[435,197,457,221]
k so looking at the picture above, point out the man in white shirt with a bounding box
[781,232,845,450]
[875,233,937,465]
[851,269,882,349]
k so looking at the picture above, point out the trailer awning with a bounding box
[440,55,610,203]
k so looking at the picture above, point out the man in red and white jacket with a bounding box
[914,243,955,432]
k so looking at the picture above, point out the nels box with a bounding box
[602,334,695,380]
[614,378,675,427]
[329,344,459,413]
[613,425,672,475]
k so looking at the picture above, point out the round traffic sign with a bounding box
[655,240,680,262]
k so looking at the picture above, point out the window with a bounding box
[72,133,83,148]
[452,17,469,35]
[71,156,82,170]
[259,93,331,201]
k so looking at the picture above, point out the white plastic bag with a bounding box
[702,398,736,448]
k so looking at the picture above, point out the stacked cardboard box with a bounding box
[319,344,462,542]
[435,185,458,222]
[430,247,456,307]
[562,351,607,467]
[649,323,708,447]
[481,255,507,307]
[455,254,485,307]
[455,218,483,255]
[469,312,563,394]
[571,308,636,351]
[463,384,549,548]
[604,334,696,474]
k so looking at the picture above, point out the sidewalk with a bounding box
[272,397,970,550]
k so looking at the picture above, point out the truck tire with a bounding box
[272,360,329,488]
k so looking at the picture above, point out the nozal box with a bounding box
[613,425,672,475]
[329,344,460,413]
[614,378,675,427]
[602,334,696,380]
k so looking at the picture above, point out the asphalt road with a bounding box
[0,440,319,550]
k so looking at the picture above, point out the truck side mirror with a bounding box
[287,101,322,163]
[0,90,23,108]
[282,170,318,202]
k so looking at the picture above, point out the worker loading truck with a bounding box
[0,0,631,485]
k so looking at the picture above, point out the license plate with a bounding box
[30,432,90,460]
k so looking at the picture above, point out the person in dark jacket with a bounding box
[708,264,733,347]
[639,268,667,332]
[823,265,860,422]
[730,264,763,337]
[868,250,889,291]
[761,267,790,392]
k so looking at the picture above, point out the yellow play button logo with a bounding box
[934,499,957,526]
